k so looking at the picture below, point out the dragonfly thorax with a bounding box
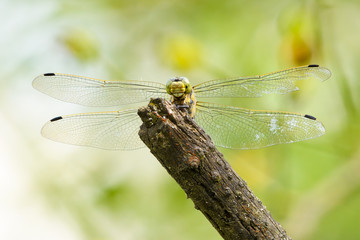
[166,77,192,98]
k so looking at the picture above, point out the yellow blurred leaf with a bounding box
[159,33,203,70]
[61,29,99,61]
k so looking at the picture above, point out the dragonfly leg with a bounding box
[176,104,189,109]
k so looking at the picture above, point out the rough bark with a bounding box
[138,98,291,240]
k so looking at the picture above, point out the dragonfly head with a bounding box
[166,77,192,98]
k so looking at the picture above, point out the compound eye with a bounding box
[180,77,192,94]
[165,78,174,95]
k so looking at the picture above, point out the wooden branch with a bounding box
[138,98,291,240]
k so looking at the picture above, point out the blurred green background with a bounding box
[1,0,360,239]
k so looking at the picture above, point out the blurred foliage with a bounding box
[2,0,360,239]
[159,33,203,70]
[61,29,99,61]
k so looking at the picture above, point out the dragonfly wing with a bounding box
[33,73,168,106]
[194,65,331,98]
[195,102,325,149]
[41,109,144,150]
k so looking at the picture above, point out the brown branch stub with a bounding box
[138,98,291,240]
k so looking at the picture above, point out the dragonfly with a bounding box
[33,64,331,150]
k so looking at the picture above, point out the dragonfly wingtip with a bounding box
[307,64,332,81]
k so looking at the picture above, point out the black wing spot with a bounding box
[44,73,55,76]
[304,114,316,120]
[308,64,319,68]
[50,116,63,122]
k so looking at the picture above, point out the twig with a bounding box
[138,98,291,240]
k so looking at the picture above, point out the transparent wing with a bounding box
[33,73,168,106]
[195,102,325,149]
[194,65,331,98]
[41,109,144,150]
